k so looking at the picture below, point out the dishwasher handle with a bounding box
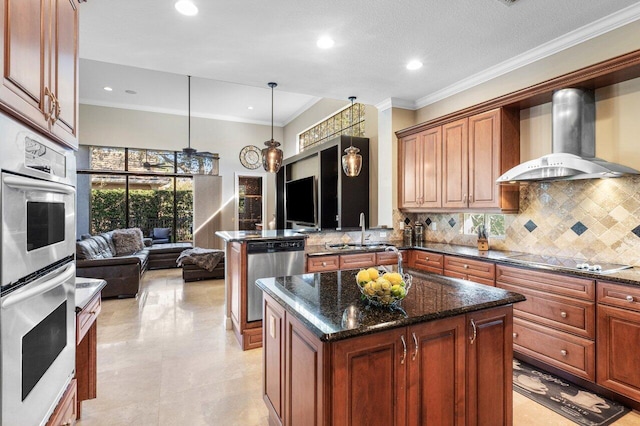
[247,239,305,254]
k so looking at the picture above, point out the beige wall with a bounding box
[79,104,282,233]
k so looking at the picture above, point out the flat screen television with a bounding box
[285,176,317,226]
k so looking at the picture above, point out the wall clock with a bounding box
[239,145,262,169]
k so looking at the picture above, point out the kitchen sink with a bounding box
[327,243,395,251]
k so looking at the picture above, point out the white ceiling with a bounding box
[79,0,640,126]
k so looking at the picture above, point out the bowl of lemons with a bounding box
[355,267,412,307]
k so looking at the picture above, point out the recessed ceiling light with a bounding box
[125,89,137,95]
[103,86,113,91]
[248,106,254,110]
[175,0,198,16]
[406,60,423,71]
[317,36,335,49]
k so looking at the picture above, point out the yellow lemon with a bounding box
[356,269,370,286]
[366,267,379,280]
[372,281,382,292]
[386,272,403,286]
[378,278,391,291]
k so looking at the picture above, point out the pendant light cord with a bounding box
[271,84,274,141]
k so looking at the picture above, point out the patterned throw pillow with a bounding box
[112,228,145,255]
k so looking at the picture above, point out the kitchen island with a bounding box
[256,269,525,425]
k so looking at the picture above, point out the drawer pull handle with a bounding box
[513,332,518,339]
[626,295,634,302]
[400,335,407,365]
[463,264,469,269]
[470,319,477,344]
[411,332,418,361]
[560,350,567,357]
[560,311,567,318]
[322,262,327,267]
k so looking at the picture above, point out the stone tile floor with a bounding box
[78,269,640,425]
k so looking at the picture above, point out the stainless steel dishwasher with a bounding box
[246,239,306,322]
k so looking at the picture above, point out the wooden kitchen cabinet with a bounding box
[75,292,101,419]
[496,264,596,380]
[338,252,376,270]
[265,288,514,426]
[398,108,519,212]
[376,250,407,266]
[444,255,495,286]
[228,241,262,350]
[466,306,513,426]
[306,252,381,273]
[46,379,77,426]
[596,281,640,402]
[306,255,340,273]
[0,0,79,149]
[398,127,442,209]
[408,250,444,274]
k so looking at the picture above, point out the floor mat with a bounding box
[513,359,630,426]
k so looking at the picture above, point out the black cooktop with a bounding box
[506,253,632,274]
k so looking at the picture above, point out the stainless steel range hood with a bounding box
[496,88,639,183]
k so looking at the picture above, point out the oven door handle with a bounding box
[3,175,75,195]
[1,263,75,309]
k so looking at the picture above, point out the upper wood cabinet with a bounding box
[399,107,519,212]
[398,127,442,209]
[0,0,79,149]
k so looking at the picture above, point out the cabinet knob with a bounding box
[560,311,567,318]
[321,261,327,267]
[560,350,567,357]
[626,295,634,302]
[463,264,469,269]
[424,256,429,261]
[513,332,518,339]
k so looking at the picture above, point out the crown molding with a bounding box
[415,3,640,109]
[375,97,416,111]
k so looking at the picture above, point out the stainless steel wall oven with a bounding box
[0,113,76,426]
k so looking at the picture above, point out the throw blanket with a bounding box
[177,248,224,272]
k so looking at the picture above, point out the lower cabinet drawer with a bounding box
[376,250,407,265]
[513,318,595,381]
[77,293,101,343]
[444,255,495,281]
[46,379,77,426]
[498,282,594,339]
[410,251,443,274]
[339,253,376,270]
[306,255,339,272]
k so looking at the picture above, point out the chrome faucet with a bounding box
[385,246,403,275]
[359,212,366,246]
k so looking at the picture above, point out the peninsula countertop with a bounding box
[215,230,308,242]
[256,268,525,342]
[75,277,107,312]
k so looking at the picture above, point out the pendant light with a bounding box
[341,96,362,177]
[262,82,283,173]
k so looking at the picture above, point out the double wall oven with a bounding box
[0,114,76,426]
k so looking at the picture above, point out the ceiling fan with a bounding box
[182,75,216,158]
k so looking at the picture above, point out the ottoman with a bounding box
[182,256,225,282]
[147,242,193,269]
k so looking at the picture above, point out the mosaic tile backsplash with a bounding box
[406,176,640,267]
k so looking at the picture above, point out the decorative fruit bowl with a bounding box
[355,267,412,307]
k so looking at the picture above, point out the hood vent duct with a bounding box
[497,88,639,183]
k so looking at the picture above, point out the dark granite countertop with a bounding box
[75,277,107,312]
[306,241,640,288]
[256,269,525,342]
[215,230,308,242]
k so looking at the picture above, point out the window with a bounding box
[298,102,365,152]
[462,213,506,238]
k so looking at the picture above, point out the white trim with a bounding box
[80,99,286,127]
[376,98,416,111]
[415,3,640,109]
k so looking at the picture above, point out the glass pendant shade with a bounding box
[262,82,283,173]
[262,139,283,173]
[342,146,362,177]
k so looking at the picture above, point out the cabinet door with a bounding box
[0,0,50,129]
[285,313,326,426]
[228,242,244,330]
[597,304,640,401]
[468,109,500,209]
[50,0,78,148]
[442,118,468,208]
[420,127,442,208]
[444,256,495,286]
[399,133,422,209]
[264,295,285,423]
[339,253,376,270]
[332,329,407,426]
[410,251,444,274]
[466,306,513,426]
[306,255,339,273]
[408,317,466,425]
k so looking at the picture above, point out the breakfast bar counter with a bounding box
[256,269,525,425]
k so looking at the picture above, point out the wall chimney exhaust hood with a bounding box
[496,88,639,183]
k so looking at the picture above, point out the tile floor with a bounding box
[78,269,640,425]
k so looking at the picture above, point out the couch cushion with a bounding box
[112,228,145,256]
